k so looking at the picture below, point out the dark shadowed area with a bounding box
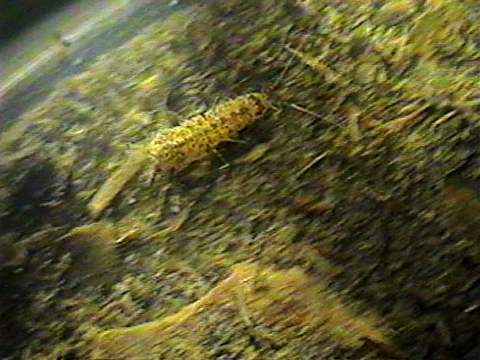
[0,0,75,43]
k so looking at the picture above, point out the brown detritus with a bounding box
[93,263,392,359]
[87,149,149,219]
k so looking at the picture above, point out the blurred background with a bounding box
[0,0,76,43]
[0,0,180,128]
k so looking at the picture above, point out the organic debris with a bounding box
[93,263,393,359]
[88,149,149,219]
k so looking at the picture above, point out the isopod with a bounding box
[88,93,268,218]
[146,93,269,171]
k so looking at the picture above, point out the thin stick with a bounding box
[297,151,328,178]
[290,103,341,127]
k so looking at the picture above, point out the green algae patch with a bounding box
[93,263,391,359]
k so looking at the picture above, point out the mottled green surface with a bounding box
[2,0,480,359]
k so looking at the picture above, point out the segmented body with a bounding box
[146,93,268,171]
